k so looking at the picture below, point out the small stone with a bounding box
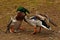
[49,37,53,40]
[58,31,60,33]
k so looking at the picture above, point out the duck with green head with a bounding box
[9,6,30,33]
[16,6,30,21]
[16,6,30,30]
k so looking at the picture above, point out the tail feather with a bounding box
[49,18,57,27]
[41,24,51,30]
[45,15,57,27]
[41,20,51,30]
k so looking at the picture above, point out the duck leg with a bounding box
[18,23,25,31]
[33,26,37,34]
[10,25,14,33]
[38,27,41,33]
[19,26,25,31]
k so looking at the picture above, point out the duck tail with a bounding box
[44,15,57,27]
[49,18,57,27]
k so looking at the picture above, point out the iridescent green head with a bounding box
[17,6,30,15]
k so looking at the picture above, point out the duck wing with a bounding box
[40,20,51,30]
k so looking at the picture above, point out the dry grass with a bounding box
[0,0,60,40]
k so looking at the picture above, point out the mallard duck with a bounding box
[24,15,52,34]
[6,16,24,33]
[6,6,30,33]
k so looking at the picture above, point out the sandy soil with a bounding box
[0,0,60,40]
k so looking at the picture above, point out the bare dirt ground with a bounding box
[0,0,60,40]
